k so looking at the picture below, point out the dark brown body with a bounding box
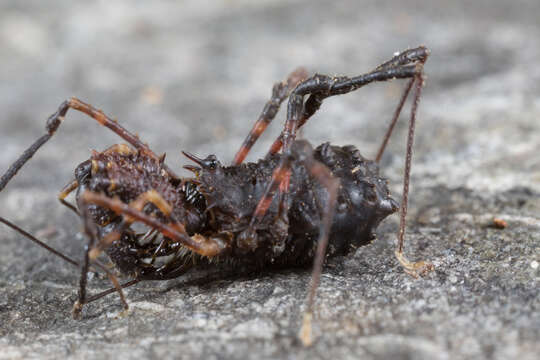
[77,140,398,279]
[0,47,431,336]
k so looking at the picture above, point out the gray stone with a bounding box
[0,0,538,359]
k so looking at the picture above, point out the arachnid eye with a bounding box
[203,155,218,170]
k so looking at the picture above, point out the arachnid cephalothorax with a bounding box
[0,46,433,346]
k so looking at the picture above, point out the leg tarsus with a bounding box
[72,301,84,320]
[395,74,425,255]
[393,65,433,277]
[299,311,313,347]
[395,250,434,278]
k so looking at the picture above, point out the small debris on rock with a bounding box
[491,218,508,229]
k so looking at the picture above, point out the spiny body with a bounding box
[0,47,432,346]
[78,140,398,278]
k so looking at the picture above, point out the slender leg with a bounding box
[375,78,415,162]
[265,46,430,158]
[0,211,130,318]
[73,189,227,316]
[394,75,434,277]
[81,191,228,258]
[250,48,432,344]
[0,97,176,194]
[71,243,195,309]
[72,204,97,318]
[73,203,130,319]
[236,155,293,250]
[266,55,428,231]
[375,46,431,71]
[261,47,434,278]
[283,64,423,152]
[232,68,308,165]
[72,187,198,316]
[80,252,194,306]
[0,216,79,266]
[81,279,140,305]
[86,189,174,261]
[58,179,80,214]
[295,143,340,347]
[243,140,340,347]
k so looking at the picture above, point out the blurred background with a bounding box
[0,1,538,359]
[1,0,538,189]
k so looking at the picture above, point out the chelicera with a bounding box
[0,46,433,345]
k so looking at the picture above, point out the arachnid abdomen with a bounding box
[288,142,398,263]
[194,141,398,268]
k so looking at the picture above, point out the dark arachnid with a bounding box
[0,46,433,345]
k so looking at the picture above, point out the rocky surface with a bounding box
[0,1,538,359]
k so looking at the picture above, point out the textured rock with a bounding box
[0,1,538,359]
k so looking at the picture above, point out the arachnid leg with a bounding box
[58,179,80,214]
[236,156,293,251]
[0,213,131,318]
[71,251,193,312]
[70,190,227,316]
[293,142,340,347]
[73,204,130,319]
[266,60,416,216]
[393,74,434,277]
[264,46,433,277]
[375,78,415,162]
[0,97,176,194]
[86,189,174,261]
[81,191,228,258]
[265,46,430,158]
[232,67,308,165]
[0,216,79,267]
[240,140,339,346]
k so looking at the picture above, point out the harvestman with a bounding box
[0,46,433,346]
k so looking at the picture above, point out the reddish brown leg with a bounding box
[71,190,228,316]
[393,73,434,277]
[232,68,307,165]
[236,156,293,250]
[375,78,415,162]
[86,189,174,261]
[0,97,175,194]
[296,144,340,347]
[81,191,228,258]
[261,47,433,279]
[73,204,130,319]
[58,179,79,214]
[242,140,340,346]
